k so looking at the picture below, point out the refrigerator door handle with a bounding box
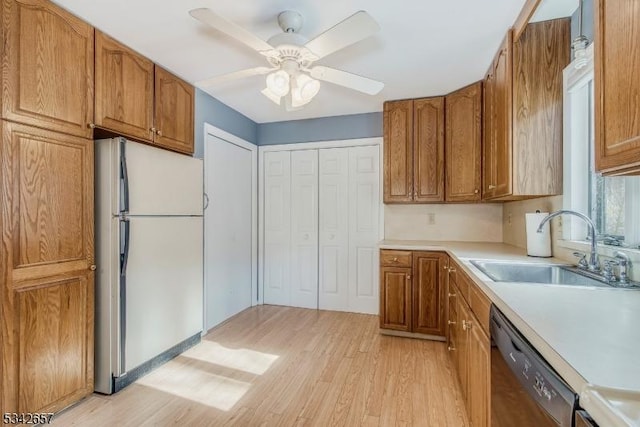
[203,192,210,210]
[120,139,130,214]
[119,217,130,374]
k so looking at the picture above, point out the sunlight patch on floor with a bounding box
[182,340,279,375]
[136,363,251,411]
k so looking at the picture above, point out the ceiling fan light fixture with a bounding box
[261,87,282,105]
[296,73,321,101]
[266,70,290,97]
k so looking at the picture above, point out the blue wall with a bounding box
[256,112,382,146]
[195,89,383,151]
[194,89,258,158]
[571,0,593,44]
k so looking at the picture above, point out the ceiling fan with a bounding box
[189,8,384,111]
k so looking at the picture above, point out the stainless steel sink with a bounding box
[470,260,616,288]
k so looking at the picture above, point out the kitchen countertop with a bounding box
[380,240,640,427]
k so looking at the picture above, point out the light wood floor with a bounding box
[53,306,470,426]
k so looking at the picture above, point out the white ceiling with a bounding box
[52,0,527,123]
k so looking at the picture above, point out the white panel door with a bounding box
[122,139,204,216]
[290,150,319,309]
[204,135,253,330]
[124,217,203,371]
[263,151,292,306]
[318,148,349,311]
[348,145,381,314]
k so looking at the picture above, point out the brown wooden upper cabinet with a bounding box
[95,32,195,155]
[1,0,94,138]
[154,66,195,154]
[445,82,482,202]
[595,0,640,175]
[384,98,445,203]
[95,30,155,142]
[483,20,570,200]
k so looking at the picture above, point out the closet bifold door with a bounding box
[318,148,349,311]
[262,151,291,306]
[348,145,380,314]
[290,150,319,309]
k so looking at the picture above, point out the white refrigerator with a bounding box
[95,138,204,394]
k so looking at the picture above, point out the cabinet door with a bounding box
[468,318,490,427]
[413,97,445,202]
[383,100,413,202]
[492,32,513,198]
[1,121,94,413]
[379,267,411,331]
[446,82,482,202]
[412,252,447,335]
[1,0,94,138]
[455,296,470,402]
[595,0,640,174]
[154,67,195,155]
[95,30,154,142]
[482,70,496,198]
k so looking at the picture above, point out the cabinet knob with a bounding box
[443,265,449,270]
[463,320,473,331]
[392,257,398,262]
[474,189,479,194]
[406,274,411,280]
[150,127,156,132]
[448,346,456,352]
[448,292,456,298]
[90,265,97,271]
[448,320,456,325]
[488,185,497,190]
[88,123,95,129]
[157,130,162,136]
[449,268,457,273]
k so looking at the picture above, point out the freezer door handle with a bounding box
[120,218,130,277]
[120,139,130,214]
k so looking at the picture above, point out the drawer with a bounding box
[380,250,412,267]
[469,281,491,336]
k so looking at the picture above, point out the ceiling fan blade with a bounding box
[189,8,274,53]
[196,67,274,88]
[310,66,384,95]
[305,11,380,59]
[261,88,281,105]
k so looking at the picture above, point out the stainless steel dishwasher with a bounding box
[490,305,579,427]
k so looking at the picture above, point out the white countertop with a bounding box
[380,240,640,427]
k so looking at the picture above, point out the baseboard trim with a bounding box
[111,332,201,393]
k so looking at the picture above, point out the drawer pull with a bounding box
[392,257,399,262]
[448,320,456,325]
[449,268,457,273]
[448,293,457,298]
[448,346,456,352]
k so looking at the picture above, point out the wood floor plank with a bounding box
[52,306,470,426]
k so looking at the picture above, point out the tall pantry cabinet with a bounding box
[1,0,95,414]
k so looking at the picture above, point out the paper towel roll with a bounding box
[525,212,552,257]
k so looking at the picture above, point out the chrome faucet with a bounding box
[614,251,631,286]
[537,210,600,272]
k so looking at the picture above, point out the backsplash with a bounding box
[385,204,503,241]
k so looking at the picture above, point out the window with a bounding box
[564,45,640,249]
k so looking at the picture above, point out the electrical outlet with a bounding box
[428,213,436,225]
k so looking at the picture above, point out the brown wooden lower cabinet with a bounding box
[0,121,95,414]
[380,250,448,337]
[447,265,491,427]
